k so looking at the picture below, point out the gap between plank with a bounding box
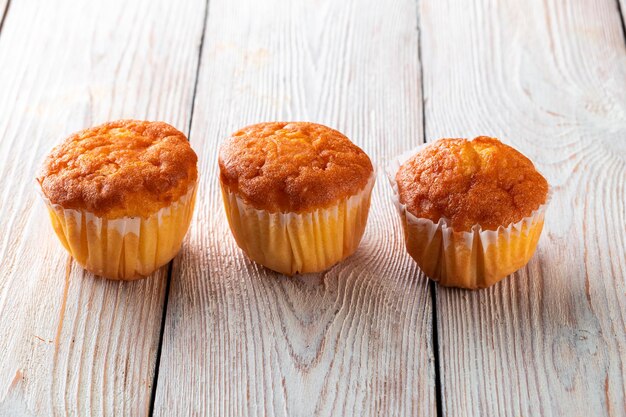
[416,4,428,147]
[148,0,211,414]
[615,0,626,46]
[416,0,443,415]
[0,0,12,36]
[148,262,174,416]
[187,0,211,136]
[429,281,444,417]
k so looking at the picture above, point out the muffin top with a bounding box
[219,122,373,212]
[38,120,198,218]
[396,137,548,231]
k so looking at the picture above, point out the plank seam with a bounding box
[416,1,428,146]
[416,0,442,414]
[429,281,444,417]
[187,0,211,136]
[148,0,211,414]
[615,0,626,46]
[148,262,174,417]
[0,0,12,36]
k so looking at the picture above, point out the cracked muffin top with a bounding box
[37,120,198,218]
[219,122,373,212]
[396,136,548,231]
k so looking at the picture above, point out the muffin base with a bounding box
[41,184,197,281]
[221,175,375,276]
[388,146,549,289]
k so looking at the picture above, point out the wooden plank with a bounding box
[153,0,434,415]
[420,0,626,415]
[0,0,206,415]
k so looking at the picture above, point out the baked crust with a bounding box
[396,137,548,231]
[219,122,373,212]
[38,120,198,218]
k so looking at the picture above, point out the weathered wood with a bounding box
[420,0,626,415]
[0,0,205,415]
[153,0,434,415]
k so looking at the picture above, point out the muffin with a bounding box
[389,136,549,289]
[37,120,198,280]
[219,122,374,275]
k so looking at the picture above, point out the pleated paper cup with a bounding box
[387,146,549,289]
[221,175,375,276]
[40,183,197,281]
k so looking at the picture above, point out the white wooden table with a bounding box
[0,0,625,416]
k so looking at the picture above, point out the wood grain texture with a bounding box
[0,0,205,415]
[420,0,626,415]
[153,0,434,415]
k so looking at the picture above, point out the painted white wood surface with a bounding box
[1,0,624,416]
[152,0,435,415]
[420,0,626,415]
[0,0,205,415]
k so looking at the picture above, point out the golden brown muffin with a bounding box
[38,120,198,219]
[219,122,373,212]
[396,136,548,231]
[390,136,549,289]
[38,120,198,280]
[219,122,375,275]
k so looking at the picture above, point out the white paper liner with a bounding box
[39,182,197,280]
[386,144,551,288]
[221,174,376,275]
